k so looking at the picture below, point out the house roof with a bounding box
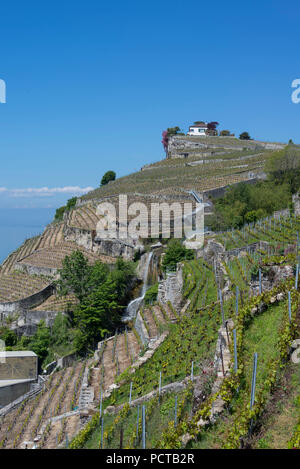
[189,123,207,128]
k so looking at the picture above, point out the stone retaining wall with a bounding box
[0,284,55,314]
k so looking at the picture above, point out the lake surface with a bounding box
[0,208,55,264]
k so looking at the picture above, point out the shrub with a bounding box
[101,170,116,186]
[144,283,158,305]
[162,239,194,272]
[239,131,251,140]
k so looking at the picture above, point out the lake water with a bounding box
[0,208,55,264]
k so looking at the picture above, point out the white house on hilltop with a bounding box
[187,122,208,136]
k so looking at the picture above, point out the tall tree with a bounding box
[57,250,92,301]
[101,170,116,186]
[206,121,219,136]
[74,278,121,352]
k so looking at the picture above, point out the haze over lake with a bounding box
[0,208,55,264]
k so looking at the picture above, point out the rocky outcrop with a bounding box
[93,237,137,259]
[0,284,54,314]
[157,265,183,313]
[6,310,58,337]
[167,135,285,159]
[250,264,294,295]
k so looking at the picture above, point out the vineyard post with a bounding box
[225,320,230,345]
[100,417,104,449]
[136,406,140,447]
[142,405,146,449]
[288,291,292,323]
[159,372,162,400]
[220,342,225,377]
[120,427,123,449]
[233,329,238,373]
[129,382,133,405]
[219,289,225,326]
[174,396,178,427]
[249,353,258,434]
[259,269,262,294]
[295,264,299,290]
[99,390,103,420]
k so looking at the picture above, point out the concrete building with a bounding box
[0,351,38,407]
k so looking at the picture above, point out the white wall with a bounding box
[187,127,206,136]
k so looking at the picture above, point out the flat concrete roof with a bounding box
[0,351,37,358]
[0,379,35,388]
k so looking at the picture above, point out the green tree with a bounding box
[54,205,66,221]
[239,131,251,140]
[101,170,116,186]
[50,313,72,347]
[210,180,291,231]
[162,239,194,272]
[66,197,77,210]
[30,321,51,362]
[220,130,231,137]
[74,279,120,352]
[57,250,92,302]
[87,261,109,292]
[167,126,182,136]
[266,146,300,193]
[0,327,17,347]
[110,258,135,301]
[54,197,77,222]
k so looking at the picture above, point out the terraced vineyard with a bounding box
[0,362,85,449]
[79,142,273,202]
[1,211,300,449]
[30,293,79,313]
[0,223,65,276]
[16,241,115,272]
[0,271,50,302]
[1,136,300,450]
[66,213,300,450]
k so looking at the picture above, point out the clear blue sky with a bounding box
[0,0,300,208]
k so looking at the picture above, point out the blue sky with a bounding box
[0,0,300,208]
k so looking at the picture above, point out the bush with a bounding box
[54,197,77,221]
[211,181,291,231]
[162,239,194,272]
[220,130,231,137]
[144,283,158,305]
[266,146,300,194]
[101,170,116,186]
[239,131,251,140]
[54,205,66,221]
